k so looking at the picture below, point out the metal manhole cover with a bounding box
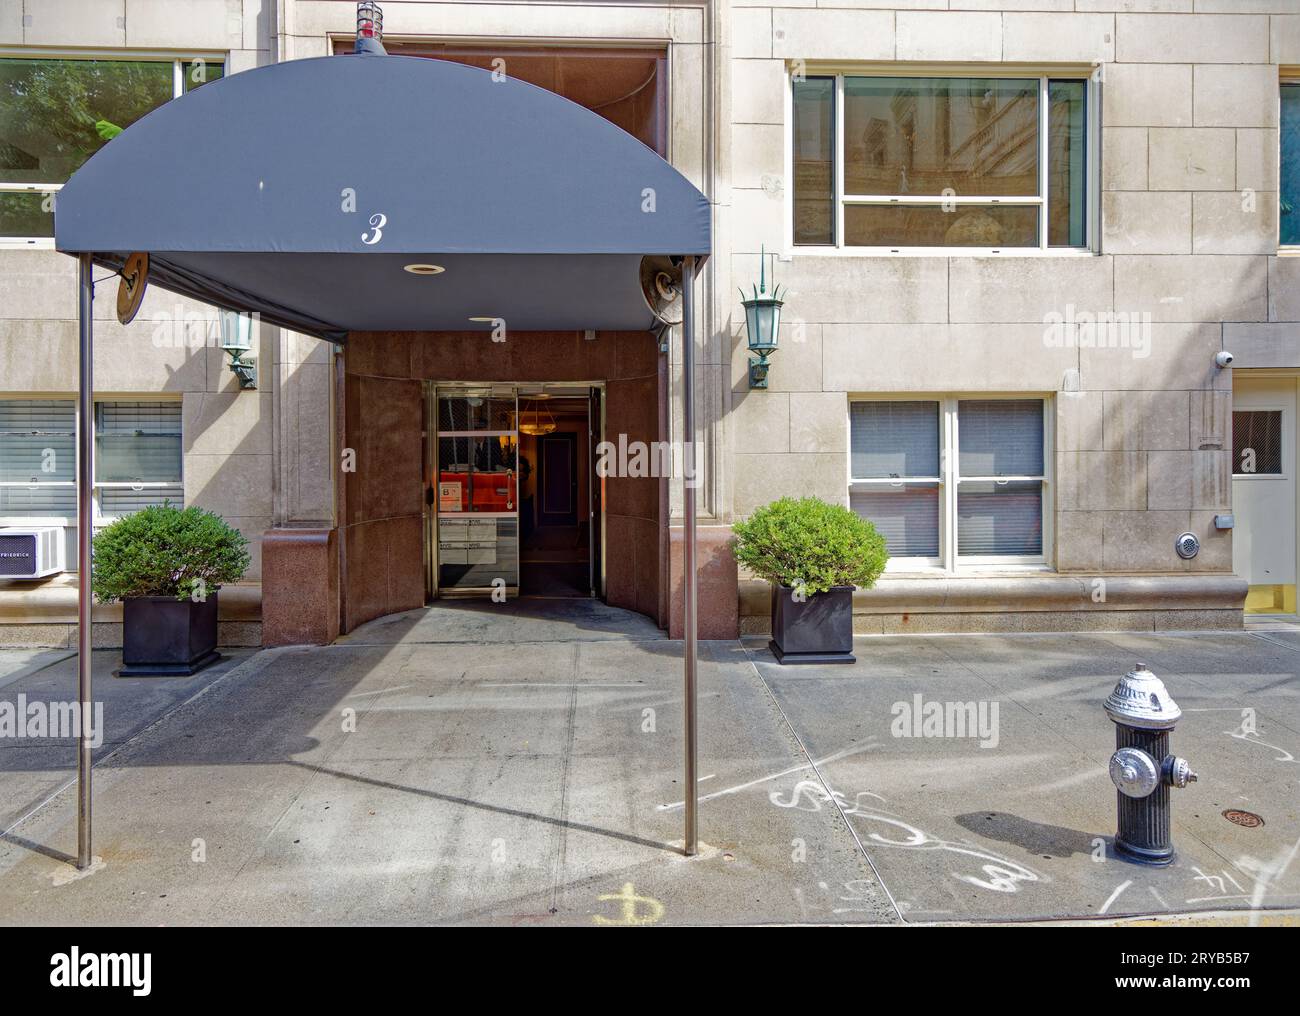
[1222,809,1264,828]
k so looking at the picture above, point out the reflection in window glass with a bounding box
[1283,83,1300,246]
[438,518,519,591]
[0,57,223,239]
[792,77,835,245]
[181,59,224,93]
[437,393,513,432]
[95,402,182,484]
[0,59,174,185]
[1048,80,1087,247]
[845,204,1038,248]
[844,77,1038,197]
[95,401,183,515]
[0,190,52,238]
[800,74,1090,250]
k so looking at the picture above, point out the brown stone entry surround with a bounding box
[263,329,718,644]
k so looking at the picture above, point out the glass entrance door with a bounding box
[433,387,520,596]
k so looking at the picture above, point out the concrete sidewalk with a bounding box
[0,605,1296,925]
[0,648,254,835]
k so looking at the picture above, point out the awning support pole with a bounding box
[76,253,94,869]
[681,255,698,857]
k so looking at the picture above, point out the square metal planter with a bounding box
[769,584,855,665]
[118,593,222,677]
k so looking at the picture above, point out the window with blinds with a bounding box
[956,400,1044,557]
[849,401,941,559]
[0,399,182,520]
[0,400,76,516]
[95,401,183,515]
[849,397,1048,566]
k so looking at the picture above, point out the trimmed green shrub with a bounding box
[732,496,888,596]
[91,504,250,602]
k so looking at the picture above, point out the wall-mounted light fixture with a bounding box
[740,247,783,390]
[355,2,386,55]
[219,309,258,390]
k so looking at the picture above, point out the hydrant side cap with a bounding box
[1103,663,1183,729]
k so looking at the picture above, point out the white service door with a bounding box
[1232,379,1296,613]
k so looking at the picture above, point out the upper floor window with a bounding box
[1282,80,1299,249]
[793,73,1091,253]
[336,41,668,156]
[0,55,224,242]
[849,397,1049,570]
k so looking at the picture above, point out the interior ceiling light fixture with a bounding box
[519,396,557,436]
[403,263,445,275]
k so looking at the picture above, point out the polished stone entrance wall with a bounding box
[262,330,672,643]
[350,330,665,627]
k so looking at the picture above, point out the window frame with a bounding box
[785,64,1100,258]
[1281,74,1300,256]
[0,47,226,249]
[0,398,76,522]
[0,395,183,527]
[846,394,1054,573]
[1232,405,1291,482]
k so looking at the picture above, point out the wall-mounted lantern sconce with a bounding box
[219,309,258,390]
[740,247,783,390]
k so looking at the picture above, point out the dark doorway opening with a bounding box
[518,390,599,598]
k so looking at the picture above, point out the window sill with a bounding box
[0,517,113,528]
[789,245,1097,258]
[884,564,1055,578]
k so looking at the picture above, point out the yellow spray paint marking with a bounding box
[592,883,665,926]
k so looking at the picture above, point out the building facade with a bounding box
[2,0,1299,645]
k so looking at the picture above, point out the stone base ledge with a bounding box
[0,621,262,649]
[740,574,1247,634]
[0,576,262,624]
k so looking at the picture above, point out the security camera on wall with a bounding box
[1215,351,1234,369]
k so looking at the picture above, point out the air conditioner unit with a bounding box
[0,526,66,579]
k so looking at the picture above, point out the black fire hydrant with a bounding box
[1103,663,1197,865]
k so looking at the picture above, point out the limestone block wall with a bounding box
[0,2,277,646]
[724,3,1294,630]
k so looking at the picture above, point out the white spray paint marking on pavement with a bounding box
[772,778,1042,895]
[1237,835,1300,925]
[1099,880,1132,914]
[657,741,879,811]
[1225,729,1297,764]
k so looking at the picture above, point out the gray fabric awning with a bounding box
[54,53,711,340]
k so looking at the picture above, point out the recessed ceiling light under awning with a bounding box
[54,52,712,339]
